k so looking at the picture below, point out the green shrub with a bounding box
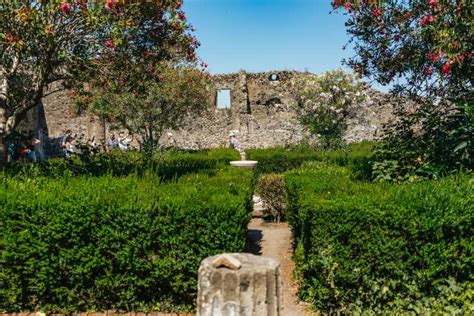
[247,141,373,178]
[285,164,474,313]
[255,174,287,222]
[5,148,239,179]
[0,168,252,312]
[159,148,239,180]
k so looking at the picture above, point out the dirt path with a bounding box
[247,218,313,316]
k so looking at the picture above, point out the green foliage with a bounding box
[334,0,474,181]
[0,0,196,165]
[0,168,253,312]
[247,141,373,178]
[79,65,212,154]
[289,69,368,148]
[334,0,473,104]
[372,102,474,182]
[255,174,286,222]
[5,148,240,179]
[285,163,474,313]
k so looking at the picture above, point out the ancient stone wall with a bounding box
[162,70,394,149]
[18,82,105,155]
[24,70,395,154]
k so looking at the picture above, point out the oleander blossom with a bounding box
[59,2,71,14]
[441,62,452,76]
[104,40,115,48]
[419,14,436,26]
[289,69,368,147]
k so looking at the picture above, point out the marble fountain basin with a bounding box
[230,160,258,170]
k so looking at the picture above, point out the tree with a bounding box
[71,0,208,154]
[290,69,367,148]
[82,63,211,154]
[0,0,197,166]
[333,0,473,179]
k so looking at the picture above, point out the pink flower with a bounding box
[427,51,445,63]
[332,0,343,9]
[146,66,156,74]
[59,2,71,15]
[105,0,114,10]
[419,14,436,26]
[373,8,383,18]
[178,12,186,21]
[104,40,115,48]
[441,62,451,76]
[343,2,353,12]
[424,66,434,76]
[74,0,86,10]
[428,0,438,6]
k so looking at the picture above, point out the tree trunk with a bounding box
[0,135,7,169]
[0,109,8,168]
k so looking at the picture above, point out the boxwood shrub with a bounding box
[247,141,373,178]
[5,148,240,179]
[0,168,252,312]
[285,162,473,313]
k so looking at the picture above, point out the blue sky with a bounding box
[184,0,353,75]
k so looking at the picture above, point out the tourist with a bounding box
[118,131,133,150]
[61,130,73,159]
[18,143,29,163]
[27,136,41,162]
[7,142,16,162]
[105,134,119,152]
[229,132,246,160]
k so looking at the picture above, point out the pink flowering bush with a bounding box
[333,0,473,180]
[0,0,198,165]
[290,69,367,148]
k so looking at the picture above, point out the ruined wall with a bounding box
[163,70,394,149]
[26,70,394,153]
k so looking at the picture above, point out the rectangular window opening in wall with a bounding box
[216,89,231,109]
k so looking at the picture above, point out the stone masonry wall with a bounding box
[161,70,394,149]
[24,70,395,152]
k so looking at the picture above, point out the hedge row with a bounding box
[6,148,240,179]
[247,142,373,178]
[0,168,252,312]
[285,162,474,313]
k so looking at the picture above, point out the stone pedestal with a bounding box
[197,253,282,316]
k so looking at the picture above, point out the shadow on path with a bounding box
[246,228,262,255]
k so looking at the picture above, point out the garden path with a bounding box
[247,216,313,316]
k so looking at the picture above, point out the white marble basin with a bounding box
[230,160,258,170]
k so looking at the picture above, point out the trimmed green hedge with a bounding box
[285,162,474,313]
[247,142,373,178]
[0,168,252,312]
[6,148,240,179]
